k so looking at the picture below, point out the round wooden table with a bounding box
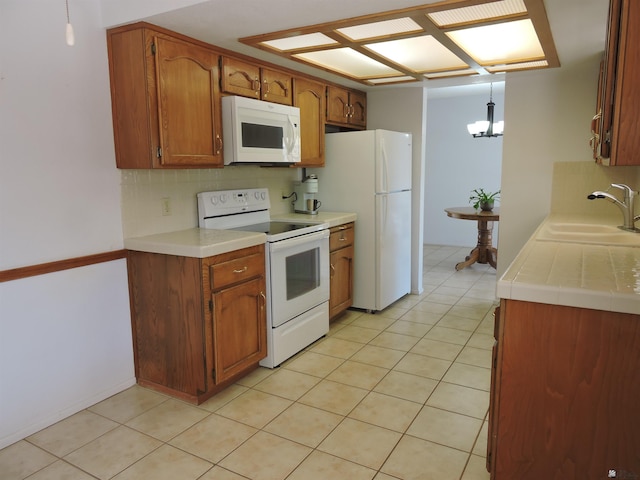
[444,207,499,271]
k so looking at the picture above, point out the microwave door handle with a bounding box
[285,115,296,156]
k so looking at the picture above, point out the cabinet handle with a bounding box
[253,77,261,94]
[339,234,346,241]
[233,266,248,274]
[260,291,266,309]
[215,134,223,155]
[330,263,335,277]
[263,79,270,95]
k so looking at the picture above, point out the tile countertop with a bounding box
[123,212,357,258]
[497,213,640,315]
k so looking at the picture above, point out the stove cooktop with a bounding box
[232,221,326,241]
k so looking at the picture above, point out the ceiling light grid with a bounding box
[240,0,559,86]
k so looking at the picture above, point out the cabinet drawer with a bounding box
[210,253,264,290]
[329,224,354,251]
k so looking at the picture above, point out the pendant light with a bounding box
[467,83,504,138]
[65,0,75,46]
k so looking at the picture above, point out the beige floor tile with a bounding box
[423,292,461,305]
[349,392,421,432]
[310,337,363,359]
[462,454,491,479]
[218,431,311,480]
[377,306,409,320]
[410,338,463,361]
[0,440,57,480]
[125,398,209,441]
[442,363,491,391]
[27,410,119,457]
[368,332,419,351]
[392,295,422,310]
[407,406,483,452]
[381,435,468,480]
[264,403,343,447]
[412,300,452,314]
[349,345,405,369]
[88,385,168,424]
[393,352,452,380]
[253,368,320,400]
[198,466,248,480]
[215,389,292,429]
[373,473,399,480]
[299,380,368,416]
[332,309,361,325]
[350,315,397,331]
[234,367,274,387]
[424,326,473,346]
[198,384,249,412]
[427,382,489,419]
[283,351,344,378]
[25,459,96,480]
[385,320,433,337]
[467,332,495,350]
[373,371,438,404]
[64,425,161,479]
[457,346,493,369]
[112,444,212,480]
[397,309,443,325]
[330,324,381,343]
[288,450,376,480]
[473,420,489,457]
[326,360,388,390]
[169,414,257,463]
[318,418,401,470]
[448,304,492,320]
[437,314,481,332]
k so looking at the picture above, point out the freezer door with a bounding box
[375,130,412,194]
[375,190,411,310]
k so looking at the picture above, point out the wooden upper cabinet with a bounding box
[593,0,640,166]
[262,68,292,105]
[221,57,261,99]
[106,25,223,169]
[293,77,325,167]
[326,85,367,128]
[221,57,292,105]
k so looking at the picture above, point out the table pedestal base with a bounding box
[455,220,497,271]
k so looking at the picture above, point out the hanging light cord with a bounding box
[65,0,75,46]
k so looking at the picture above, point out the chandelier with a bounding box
[467,84,504,138]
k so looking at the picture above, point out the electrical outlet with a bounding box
[161,197,172,216]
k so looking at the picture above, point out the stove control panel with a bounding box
[197,188,270,222]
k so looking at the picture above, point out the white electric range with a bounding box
[197,188,330,368]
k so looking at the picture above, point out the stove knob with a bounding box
[254,191,260,200]
[219,194,227,203]
[261,191,266,200]
[210,196,218,205]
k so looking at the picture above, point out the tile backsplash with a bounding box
[551,161,640,216]
[121,166,301,238]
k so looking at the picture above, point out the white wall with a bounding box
[366,87,426,296]
[0,0,134,448]
[424,88,503,247]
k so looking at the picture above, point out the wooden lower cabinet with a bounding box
[127,245,266,404]
[329,222,354,320]
[488,299,640,479]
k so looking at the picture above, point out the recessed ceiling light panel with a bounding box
[486,60,548,72]
[446,19,544,65]
[294,48,401,79]
[260,33,338,52]
[428,0,527,26]
[366,35,468,72]
[336,17,422,41]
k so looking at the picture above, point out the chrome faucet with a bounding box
[587,183,640,232]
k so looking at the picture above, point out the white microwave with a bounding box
[222,96,301,165]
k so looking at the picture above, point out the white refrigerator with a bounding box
[310,129,412,312]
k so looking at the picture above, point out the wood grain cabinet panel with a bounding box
[107,24,223,168]
[326,86,366,129]
[489,299,640,478]
[328,223,354,320]
[293,77,326,167]
[127,245,266,404]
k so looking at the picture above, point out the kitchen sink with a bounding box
[536,222,640,246]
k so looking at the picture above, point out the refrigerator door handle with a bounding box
[380,137,389,193]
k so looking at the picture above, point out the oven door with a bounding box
[268,229,329,328]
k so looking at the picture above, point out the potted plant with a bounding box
[469,188,500,211]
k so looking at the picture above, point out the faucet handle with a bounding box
[610,183,636,199]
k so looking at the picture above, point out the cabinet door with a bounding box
[293,77,325,167]
[326,86,350,124]
[155,36,223,167]
[329,245,354,319]
[262,68,292,105]
[221,57,261,98]
[212,276,267,383]
[349,91,367,127]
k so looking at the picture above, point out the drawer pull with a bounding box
[233,266,248,274]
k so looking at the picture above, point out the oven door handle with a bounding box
[269,229,329,253]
